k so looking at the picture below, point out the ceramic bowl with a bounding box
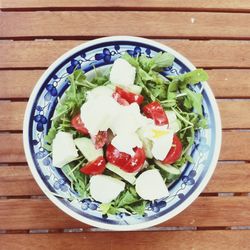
[23,36,221,230]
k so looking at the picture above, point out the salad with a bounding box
[44,51,208,216]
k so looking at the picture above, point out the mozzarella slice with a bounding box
[52,132,78,168]
[169,120,181,133]
[89,175,125,203]
[165,110,177,123]
[142,125,174,161]
[136,169,169,200]
[111,132,142,156]
[165,110,180,133]
[87,86,114,100]
[110,103,147,135]
[151,130,173,160]
[80,96,120,135]
[110,58,136,86]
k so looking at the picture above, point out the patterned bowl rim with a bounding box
[23,36,222,231]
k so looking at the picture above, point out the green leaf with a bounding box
[151,52,175,71]
[185,154,194,163]
[99,203,112,214]
[44,126,57,145]
[182,88,203,115]
[116,188,139,208]
[43,143,52,152]
[121,53,139,67]
[168,69,208,90]
[138,68,154,82]
[138,55,155,72]
[198,117,208,128]
[72,69,86,83]
[91,75,109,86]
[125,200,147,215]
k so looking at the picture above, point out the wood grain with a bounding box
[0,131,249,163]
[0,102,25,131]
[2,40,250,69]
[218,101,250,129]
[0,100,249,131]
[204,163,250,193]
[2,0,250,12]
[1,69,250,99]
[1,231,250,250]
[208,69,250,98]
[2,12,250,39]
[0,166,42,196]
[0,197,249,229]
[0,134,24,163]
[1,163,249,196]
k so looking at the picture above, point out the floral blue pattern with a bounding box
[25,39,219,228]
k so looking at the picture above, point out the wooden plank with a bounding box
[2,0,250,13]
[221,131,250,161]
[0,102,25,131]
[1,163,249,196]
[1,69,250,99]
[0,231,249,250]
[0,131,249,163]
[0,197,249,229]
[0,101,250,131]
[2,12,250,39]
[204,163,250,193]
[0,134,25,163]
[208,69,250,98]
[2,0,250,12]
[2,40,250,69]
[0,70,40,99]
[0,166,42,196]
[218,101,250,129]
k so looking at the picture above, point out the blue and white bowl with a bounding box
[23,36,221,230]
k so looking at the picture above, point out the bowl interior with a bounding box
[23,36,221,230]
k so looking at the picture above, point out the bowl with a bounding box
[23,36,221,230]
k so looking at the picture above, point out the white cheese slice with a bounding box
[135,169,169,200]
[111,132,142,156]
[87,86,114,100]
[80,96,120,135]
[110,58,136,86]
[165,110,180,133]
[89,175,125,203]
[142,125,174,161]
[151,130,173,161]
[165,110,177,123]
[110,103,147,135]
[52,131,78,168]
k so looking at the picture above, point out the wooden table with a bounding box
[1,1,250,249]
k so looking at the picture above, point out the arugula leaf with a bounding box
[99,203,114,215]
[62,161,89,199]
[185,154,194,163]
[116,188,139,208]
[125,200,147,215]
[121,53,139,67]
[182,88,203,115]
[168,69,208,90]
[150,52,175,71]
[91,75,110,86]
[123,51,174,73]
[198,117,208,129]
